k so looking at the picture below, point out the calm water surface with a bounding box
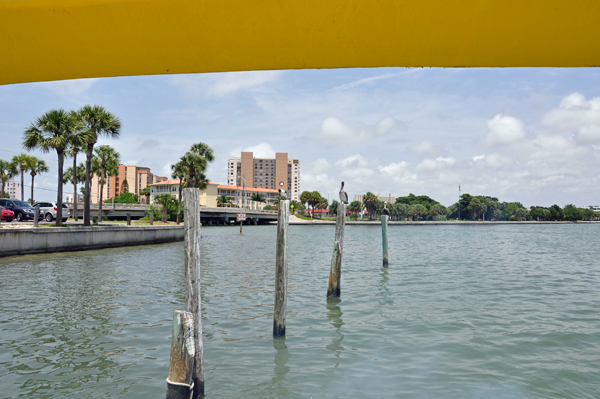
[0,224,599,398]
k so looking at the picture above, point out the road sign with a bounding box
[237,213,247,222]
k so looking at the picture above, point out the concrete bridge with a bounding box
[66,203,278,225]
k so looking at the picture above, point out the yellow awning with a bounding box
[2,0,599,85]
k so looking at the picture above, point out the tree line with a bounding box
[296,190,599,222]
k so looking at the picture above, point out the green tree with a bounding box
[329,199,339,215]
[121,179,129,194]
[263,204,274,210]
[251,192,266,203]
[563,204,582,221]
[93,145,120,221]
[139,186,151,204]
[154,193,176,223]
[23,110,81,226]
[179,142,214,189]
[514,208,529,221]
[0,159,18,198]
[105,192,139,204]
[348,200,363,216]
[289,199,304,214]
[549,204,564,221]
[11,153,33,201]
[412,204,428,220]
[429,204,447,220]
[217,194,231,207]
[171,161,187,220]
[27,157,49,204]
[362,192,378,220]
[76,105,121,226]
[65,136,87,221]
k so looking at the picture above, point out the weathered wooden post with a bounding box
[166,310,195,399]
[127,212,131,226]
[33,207,39,227]
[183,188,203,397]
[149,212,154,225]
[381,214,389,268]
[327,203,345,298]
[273,199,290,337]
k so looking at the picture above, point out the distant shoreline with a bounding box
[285,217,599,226]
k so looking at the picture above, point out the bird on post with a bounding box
[278,188,287,199]
[339,181,348,204]
[382,201,391,216]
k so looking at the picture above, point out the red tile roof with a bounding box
[217,184,279,193]
[149,180,219,186]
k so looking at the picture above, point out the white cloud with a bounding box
[577,125,600,144]
[483,114,526,146]
[232,142,276,159]
[378,161,409,175]
[411,140,439,155]
[34,78,98,97]
[436,157,456,165]
[161,162,172,177]
[542,92,600,130]
[473,155,485,161]
[170,71,282,97]
[317,116,397,145]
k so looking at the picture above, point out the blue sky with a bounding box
[1,67,599,207]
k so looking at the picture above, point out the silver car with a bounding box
[33,202,71,222]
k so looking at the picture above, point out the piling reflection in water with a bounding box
[272,337,291,385]
[326,298,344,363]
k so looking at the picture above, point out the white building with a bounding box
[5,180,20,199]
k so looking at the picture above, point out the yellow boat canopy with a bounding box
[1,0,599,85]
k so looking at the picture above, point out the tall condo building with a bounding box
[90,164,167,203]
[227,152,300,201]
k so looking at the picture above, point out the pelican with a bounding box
[339,181,348,204]
[382,201,391,216]
[278,188,287,199]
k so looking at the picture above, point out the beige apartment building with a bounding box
[227,152,300,201]
[90,164,167,203]
[149,180,280,209]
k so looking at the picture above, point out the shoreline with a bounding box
[286,215,598,225]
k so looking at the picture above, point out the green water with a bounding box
[1,224,599,398]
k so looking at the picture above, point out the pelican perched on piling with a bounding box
[339,181,348,204]
[278,188,287,199]
[382,201,391,216]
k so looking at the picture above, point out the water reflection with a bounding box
[377,268,393,308]
[326,299,344,363]
[272,337,291,384]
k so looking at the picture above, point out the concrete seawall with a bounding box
[0,226,184,257]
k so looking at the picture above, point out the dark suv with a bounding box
[0,199,44,222]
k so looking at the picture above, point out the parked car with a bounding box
[0,205,15,222]
[33,202,71,222]
[0,199,43,222]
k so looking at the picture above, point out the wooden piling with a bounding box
[150,212,154,225]
[273,199,290,337]
[381,214,389,268]
[127,212,131,226]
[33,207,39,227]
[183,188,203,397]
[327,203,345,298]
[166,310,195,399]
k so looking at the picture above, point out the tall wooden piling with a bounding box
[166,310,195,399]
[327,203,345,298]
[381,215,389,268]
[33,207,39,227]
[126,212,131,226]
[183,188,203,397]
[273,200,290,337]
[149,212,154,225]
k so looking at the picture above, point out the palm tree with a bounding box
[0,159,18,198]
[11,153,33,201]
[154,193,175,223]
[93,145,120,221]
[65,135,88,221]
[171,161,187,222]
[23,109,81,226]
[362,192,378,220]
[179,142,214,189]
[77,105,121,226]
[217,195,231,207]
[251,191,266,208]
[27,157,49,205]
[139,186,151,204]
